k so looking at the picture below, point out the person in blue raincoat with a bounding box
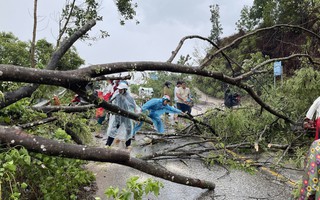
[105,82,137,149]
[133,95,185,135]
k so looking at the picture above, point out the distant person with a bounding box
[105,82,137,150]
[106,80,120,102]
[224,88,241,108]
[132,95,185,135]
[174,81,182,105]
[163,81,172,122]
[102,79,114,99]
[176,81,192,114]
[174,81,182,122]
[163,81,172,99]
[305,96,320,140]
[95,79,113,138]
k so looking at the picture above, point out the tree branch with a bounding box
[0,125,215,190]
[31,104,95,113]
[200,24,320,68]
[0,20,96,109]
[18,116,58,129]
[167,35,240,75]
[0,61,296,124]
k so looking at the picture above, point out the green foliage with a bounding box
[0,32,30,66]
[209,4,223,43]
[54,128,72,141]
[142,72,185,98]
[129,84,139,95]
[0,33,84,99]
[0,147,95,199]
[35,40,84,70]
[105,176,163,200]
[33,155,94,200]
[142,72,199,104]
[115,0,139,25]
[199,65,320,171]
[193,75,224,98]
[0,99,46,125]
[249,0,316,27]
[60,0,103,41]
[236,5,258,32]
[0,32,84,71]
[281,67,320,118]
[64,113,95,143]
[0,148,31,200]
[0,91,96,199]
[205,151,256,174]
[194,52,268,99]
[288,146,310,169]
[207,108,268,143]
[292,179,303,198]
[276,0,311,25]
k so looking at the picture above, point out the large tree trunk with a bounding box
[0,125,215,190]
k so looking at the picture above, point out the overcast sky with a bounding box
[1,0,253,66]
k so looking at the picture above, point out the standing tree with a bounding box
[208,4,223,44]
[236,5,258,32]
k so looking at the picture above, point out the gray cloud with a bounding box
[0,0,253,65]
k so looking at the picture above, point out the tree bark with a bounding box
[18,116,58,129]
[0,125,215,190]
[0,20,96,109]
[0,60,297,124]
[0,125,128,162]
[31,104,95,113]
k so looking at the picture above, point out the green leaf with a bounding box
[23,156,31,165]
[4,161,16,172]
[105,186,119,198]
[21,182,28,189]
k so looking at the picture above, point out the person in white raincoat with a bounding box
[105,82,136,148]
[132,95,185,135]
[305,96,320,140]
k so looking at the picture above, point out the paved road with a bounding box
[88,133,298,200]
[191,88,224,116]
[87,90,301,199]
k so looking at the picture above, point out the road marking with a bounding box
[225,149,297,187]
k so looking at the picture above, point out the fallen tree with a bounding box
[1,8,320,196]
[0,125,215,190]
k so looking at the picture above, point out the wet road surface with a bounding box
[88,133,299,200]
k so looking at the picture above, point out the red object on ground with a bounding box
[304,119,316,130]
[71,95,81,103]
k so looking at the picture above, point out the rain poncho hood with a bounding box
[133,98,182,134]
[106,91,136,141]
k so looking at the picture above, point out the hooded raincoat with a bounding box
[133,98,182,134]
[106,91,136,141]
